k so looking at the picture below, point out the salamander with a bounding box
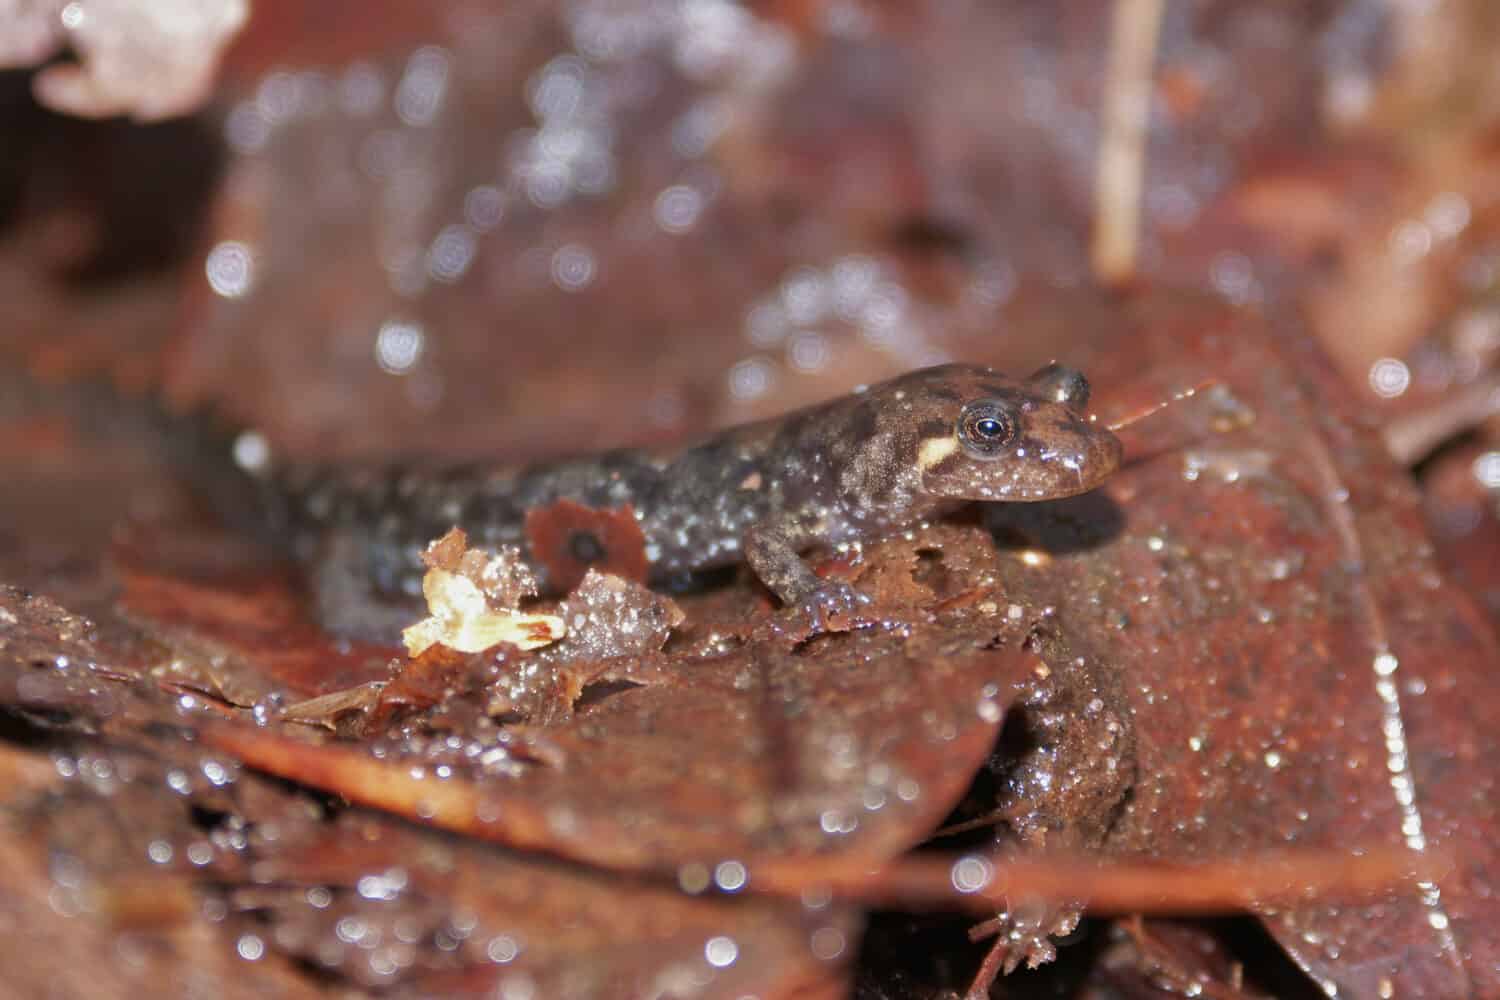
[228,362,1123,637]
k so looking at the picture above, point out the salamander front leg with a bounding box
[744,523,872,634]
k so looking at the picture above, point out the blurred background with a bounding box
[4,2,1500,995]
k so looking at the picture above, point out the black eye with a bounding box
[957,400,1018,457]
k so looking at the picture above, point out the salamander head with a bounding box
[890,362,1123,502]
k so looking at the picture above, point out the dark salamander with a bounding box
[228,363,1122,637]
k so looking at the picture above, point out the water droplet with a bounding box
[1473,451,1500,490]
[465,185,505,231]
[1368,358,1411,398]
[950,855,992,893]
[728,357,774,400]
[224,103,271,153]
[487,934,521,963]
[809,925,846,960]
[678,862,710,893]
[1389,220,1433,264]
[787,331,829,372]
[704,935,739,967]
[654,184,705,233]
[427,225,476,283]
[375,320,425,374]
[395,46,451,127]
[714,859,748,892]
[551,244,596,291]
[205,241,255,299]
[232,431,270,473]
[236,934,265,961]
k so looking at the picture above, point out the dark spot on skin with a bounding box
[921,385,962,402]
[569,530,606,564]
[916,418,951,440]
[845,400,879,443]
[981,384,1022,401]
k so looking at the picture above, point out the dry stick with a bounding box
[749,846,1452,920]
[1381,372,1500,466]
[1091,0,1166,287]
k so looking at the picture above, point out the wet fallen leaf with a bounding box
[991,301,1500,997]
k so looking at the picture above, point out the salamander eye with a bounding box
[1029,362,1091,410]
[957,400,1018,457]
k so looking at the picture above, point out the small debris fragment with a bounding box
[554,569,685,663]
[401,529,564,657]
[280,682,385,728]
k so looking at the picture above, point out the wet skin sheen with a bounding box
[240,363,1123,635]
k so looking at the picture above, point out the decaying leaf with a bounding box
[401,529,565,657]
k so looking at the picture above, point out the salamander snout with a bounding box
[1006,405,1123,498]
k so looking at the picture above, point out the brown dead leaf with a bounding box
[997,301,1500,998]
[208,596,1048,873]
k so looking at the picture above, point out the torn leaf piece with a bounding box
[420,525,542,608]
[555,569,684,662]
[401,530,564,657]
[402,570,563,656]
[498,570,685,724]
[280,681,385,729]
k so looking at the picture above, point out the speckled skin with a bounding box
[244,363,1122,635]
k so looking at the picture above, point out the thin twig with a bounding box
[1092,0,1166,287]
[1381,372,1500,465]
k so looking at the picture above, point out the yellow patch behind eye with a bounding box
[917,435,959,471]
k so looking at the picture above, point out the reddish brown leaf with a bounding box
[999,303,1500,997]
[524,498,651,592]
[208,598,1045,873]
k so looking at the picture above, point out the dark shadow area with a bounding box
[574,677,644,710]
[0,705,65,748]
[985,490,1126,555]
[852,909,1109,999]
[0,65,223,283]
